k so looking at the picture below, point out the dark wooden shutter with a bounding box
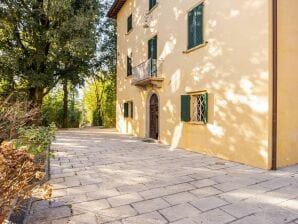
[148,36,157,59]
[127,56,132,76]
[188,10,195,49]
[127,14,132,32]
[203,93,208,123]
[149,0,156,10]
[124,102,129,118]
[181,95,191,122]
[130,101,133,118]
[196,4,204,45]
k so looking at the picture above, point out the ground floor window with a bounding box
[181,92,208,124]
[124,101,133,118]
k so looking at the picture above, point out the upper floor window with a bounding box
[188,3,204,49]
[127,14,133,33]
[127,55,132,76]
[148,36,157,75]
[149,0,157,10]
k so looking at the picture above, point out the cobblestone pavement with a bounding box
[27,128,298,224]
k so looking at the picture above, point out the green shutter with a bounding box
[124,102,129,118]
[203,93,208,124]
[127,14,132,32]
[127,56,132,76]
[181,95,191,122]
[130,101,133,118]
[148,36,157,59]
[188,10,195,49]
[149,0,156,10]
[197,4,204,45]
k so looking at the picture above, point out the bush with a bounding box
[0,141,52,219]
[17,123,57,155]
[0,98,40,142]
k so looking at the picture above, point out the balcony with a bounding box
[132,58,164,88]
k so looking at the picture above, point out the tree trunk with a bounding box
[62,79,68,128]
[28,87,44,108]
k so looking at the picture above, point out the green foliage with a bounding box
[17,123,57,155]
[0,0,101,105]
[42,87,82,128]
[83,77,116,128]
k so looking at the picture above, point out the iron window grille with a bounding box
[191,93,208,123]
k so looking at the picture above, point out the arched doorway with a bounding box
[149,94,159,139]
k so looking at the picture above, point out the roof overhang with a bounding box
[107,0,127,19]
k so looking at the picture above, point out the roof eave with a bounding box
[107,0,126,19]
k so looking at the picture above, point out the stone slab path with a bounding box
[27,128,298,224]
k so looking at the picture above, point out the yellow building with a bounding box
[108,0,298,169]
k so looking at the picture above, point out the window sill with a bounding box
[147,3,159,15]
[187,121,207,125]
[183,41,208,54]
[125,29,133,35]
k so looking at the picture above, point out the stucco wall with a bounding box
[276,0,298,167]
[116,0,271,168]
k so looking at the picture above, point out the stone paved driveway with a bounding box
[27,128,298,224]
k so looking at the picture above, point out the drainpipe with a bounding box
[272,0,278,170]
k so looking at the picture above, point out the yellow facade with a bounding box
[111,0,298,169]
[276,0,298,168]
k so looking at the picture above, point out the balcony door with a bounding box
[149,93,159,139]
[148,36,157,76]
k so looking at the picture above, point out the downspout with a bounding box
[272,0,278,170]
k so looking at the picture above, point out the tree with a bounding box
[0,0,100,107]
[83,0,117,127]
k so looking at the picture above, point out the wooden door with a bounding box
[149,94,159,139]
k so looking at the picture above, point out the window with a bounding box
[188,3,204,49]
[127,14,133,32]
[148,36,157,75]
[181,92,208,123]
[127,55,132,76]
[124,101,133,118]
[149,0,157,10]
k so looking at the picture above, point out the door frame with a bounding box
[146,91,160,140]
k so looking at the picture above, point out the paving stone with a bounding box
[86,189,120,200]
[108,193,143,207]
[220,201,263,218]
[190,179,218,188]
[159,203,200,222]
[132,198,170,213]
[190,186,222,198]
[96,205,138,223]
[123,211,167,224]
[191,196,229,211]
[72,199,110,213]
[191,208,235,224]
[163,192,198,205]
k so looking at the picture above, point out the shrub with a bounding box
[17,123,57,155]
[0,141,52,218]
[0,98,40,142]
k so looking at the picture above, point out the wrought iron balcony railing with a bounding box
[132,58,159,85]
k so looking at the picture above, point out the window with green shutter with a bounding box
[124,101,133,118]
[181,92,208,124]
[127,56,132,76]
[149,0,157,10]
[188,3,204,49]
[127,14,132,32]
